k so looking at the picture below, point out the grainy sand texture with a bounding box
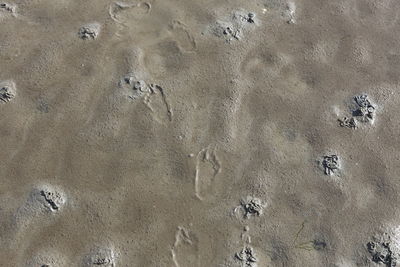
[1,0,400,266]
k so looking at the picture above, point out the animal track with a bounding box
[353,94,376,123]
[0,2,17,21]
[367,233,398,267]
[211,10,259,43]
[321,155,340,176]
[0,80,16,103]
[38,187,65,212]
[284,2,296,24]
[236,196,266,219]
[235,246,258,267]
[0,2,16,13]
[84,246,116,266]
[338,116,357,129]
[241,226,251,244]
[338,94,376,128]
[78,23,101,40]
[37,98,50,113]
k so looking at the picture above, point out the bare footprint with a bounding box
[194,146,221,200]
[3,184,68,250]
[109,1,151,24]
[171,226,199,267]
[117,71,173,123]
[16,184,67,221]
[119,72,151,100]
[168,20,196,52]
[144,83,173,123]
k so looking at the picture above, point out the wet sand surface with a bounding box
[1,0,400,266]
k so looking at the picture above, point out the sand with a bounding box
[1,0,400,266]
